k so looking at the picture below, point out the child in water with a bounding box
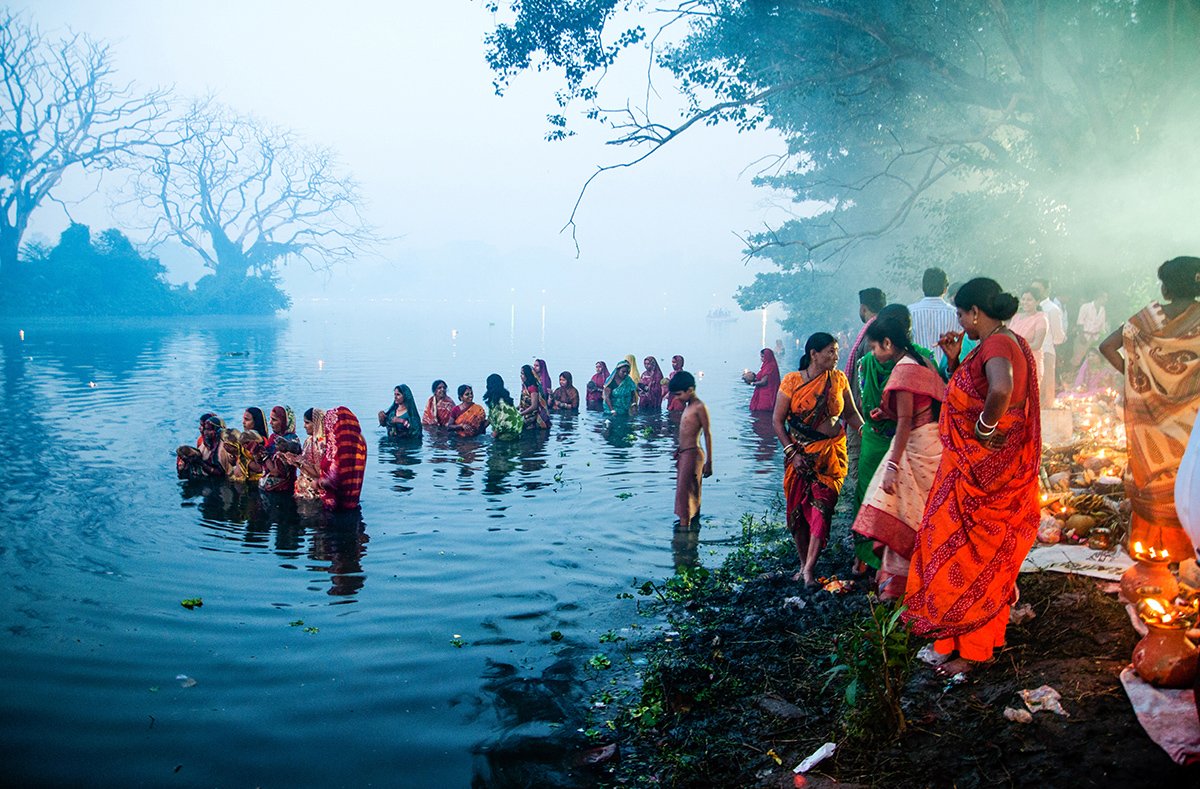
[668,371,713,527]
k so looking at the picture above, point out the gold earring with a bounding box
[973,316,978,326]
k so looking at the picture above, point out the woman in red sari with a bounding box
[904,278,1041,674]
[773,333,864,584]
[319,407,367,511]
[748,348,782,411]
[586,361,609,410]
[638,356,667,410]
[422,380,455,427]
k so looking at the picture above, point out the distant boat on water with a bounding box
[706,308,737,323]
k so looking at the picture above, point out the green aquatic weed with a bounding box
[550,631,564,641]
[615,492,633,500]
[180,598,203,609]
[303,626,319,635]
[289,620,304,627]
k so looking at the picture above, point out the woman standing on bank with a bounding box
[904,278,1040,674]
[773,333,864,585]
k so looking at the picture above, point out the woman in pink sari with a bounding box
[638,356,667,410]
[748,348,781,411]
[586,361,609,410]
[667,355,686,412]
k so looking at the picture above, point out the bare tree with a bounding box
[123,98,380,283]
[0,11,167,276]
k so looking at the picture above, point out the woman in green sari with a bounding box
[484,374,524,440]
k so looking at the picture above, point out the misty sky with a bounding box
[24,1,794,309]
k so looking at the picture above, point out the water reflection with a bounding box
[746,412,780,468]
[182,479,369,599]
[672,520,702,569]
[377,436,422,492]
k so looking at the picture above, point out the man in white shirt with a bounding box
[908,267,958,365]
[1032,278,1065,407]
[1072,290,1108,366]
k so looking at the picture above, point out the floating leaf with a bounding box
[180,598,203,609]
[303,627,319,635]
[550,631,564,641]
[289,620,304,627]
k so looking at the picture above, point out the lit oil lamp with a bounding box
[1132,597,1198,688]
[1120,541,1179,603]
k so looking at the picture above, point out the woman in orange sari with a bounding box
[1100,256,1200,559]
[422,380,456,427]
[773,332,864,585]
[904,278,1041,674]
[449,384,488,436]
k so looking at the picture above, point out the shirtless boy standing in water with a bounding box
[668,371,712,527]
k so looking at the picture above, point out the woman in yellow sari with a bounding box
[773,332,865,585]
[1101,256,1200,559]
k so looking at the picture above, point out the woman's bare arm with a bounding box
[1099,327,1125,374]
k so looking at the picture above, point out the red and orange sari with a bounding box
[780,370,849,546]
[450,403,488,436]
[903,333,1041,661]
[1122,301,1200,559]
[320,407,367,511]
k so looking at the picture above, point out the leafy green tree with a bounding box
[487,1,1200,326]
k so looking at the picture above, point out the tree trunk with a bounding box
[0,218,23,280]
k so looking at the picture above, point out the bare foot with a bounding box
[935,656,994,677]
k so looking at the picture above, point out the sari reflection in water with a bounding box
[748,348,781,411]
[773,333,863,584]
[639,357,667,410]
[667,355,686,413]
[449,384,488,436]
[484,374,523,440]
[422,380,455,427]
[1100,256,1200,559]
[319,407,367,511]
[851,310,945,600]
[904,278,1040,668]
[586,361,610,410]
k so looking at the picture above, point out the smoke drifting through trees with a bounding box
[486,0,1200,330]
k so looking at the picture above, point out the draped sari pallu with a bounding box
[1123,302,1200,559]
[781,370,849,546]
[903,335,1041,657]
[321,407,367,511]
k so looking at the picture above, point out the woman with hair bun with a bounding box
[773,332,865,584]
[903,277,1041,675]
[1100,256,1200,560]
[851,305,945,600]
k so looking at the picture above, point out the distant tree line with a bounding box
[0,10,380,316]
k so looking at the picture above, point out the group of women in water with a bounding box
[177,405,367,512]
[378,355,692,442]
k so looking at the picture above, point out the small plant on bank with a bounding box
[824,597,917,740]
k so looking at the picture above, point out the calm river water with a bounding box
[0,300,796,787]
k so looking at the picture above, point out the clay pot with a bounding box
[1132,624,1199,688]
[1121,559,1179,604]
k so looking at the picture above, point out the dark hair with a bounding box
[864,304,925,364]
[668,370,695,392]
[245,407,268,437]
[484,374,512,407]
[559,371,573,386]
[947,281,965,301]
[431,379,447,394]
[1030,277,1050,299]
[800,332,837,370]
[303,407,314,422]
[520,364,536,388]
[922,267,949,297]
[859,287,887,314]
[457,384,471,399]
[954,277,1019,321]
[1158,256,1200,301]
